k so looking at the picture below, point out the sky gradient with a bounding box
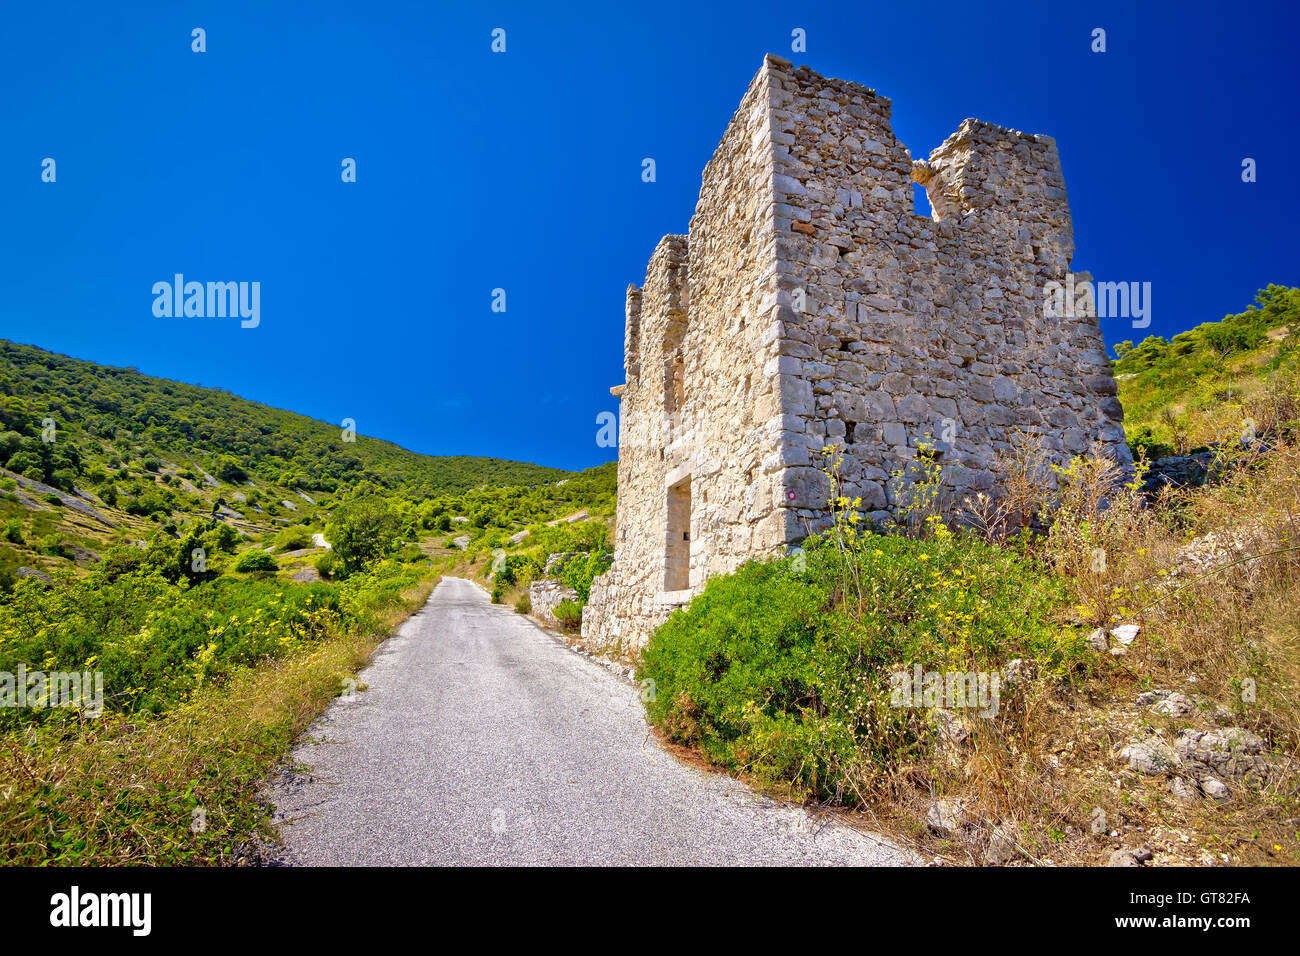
[2,0,1296,471]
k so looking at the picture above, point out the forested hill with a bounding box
[0,339,571,496]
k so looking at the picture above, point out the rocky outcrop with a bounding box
[1174,728,1271,788]
[3,468,113,528]
[1119,725,1283,803]
[1138,438,1271,496]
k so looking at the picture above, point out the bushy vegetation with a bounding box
[551,598,584,631]
[639,512,1070,803]
[547,549,613,604]
[232,548,278,574]
[416,463,615,548]
[493,554,542,588]
[0,496,436,862]
[0,421,81,491]
[272,525,313,552]
[326,496,401,577]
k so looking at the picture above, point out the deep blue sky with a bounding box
[2,1,1296,471]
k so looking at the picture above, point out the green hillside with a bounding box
[0,339,570,497]
[1112,284,1300,457]
[0,341,615,865]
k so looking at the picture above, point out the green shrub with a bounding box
[490,553,537,588]
[552,598,583,630]
[514,592,531,615]
[2,519,22,545]
[0,551,423,728]
[233,549,278,574]
[51,469,78,490]
[1126,424,1175,462]
[551,550,613,603]
[272,525,312,552]
[0,544,437,864]
[639,561,829,769]
[394,542,424,563]
[215,457,248,483]
[638,528,1073,803]
[38,536,71,559]
[125,490,169,516]
[207,522,240,553]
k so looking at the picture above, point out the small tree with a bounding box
[215,456,248,483]
[326,495,401,576]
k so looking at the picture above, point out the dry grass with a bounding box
[895,374,1300,865]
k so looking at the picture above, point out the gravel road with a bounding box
[268,576,914,866]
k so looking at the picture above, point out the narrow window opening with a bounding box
[664,346,685,415]
[912,181,934,220]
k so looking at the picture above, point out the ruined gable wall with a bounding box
[765,57,1129,531]
[584,238,688,654]
[917,120,1128,466]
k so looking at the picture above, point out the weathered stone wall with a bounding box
[586,61,786,654]
[585,238,691,654]
[767,61,1129,530]
[583,54,1131,655]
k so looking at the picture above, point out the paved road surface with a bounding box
[269,577,913,866]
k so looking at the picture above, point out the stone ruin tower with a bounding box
[582,54,1130,654]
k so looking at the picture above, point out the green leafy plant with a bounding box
[315,550,337,579]
[0,542,436,864]
[552,598,583,631]
[551,550,613,603]
[272,525,313,552]
[233,549,278,574]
